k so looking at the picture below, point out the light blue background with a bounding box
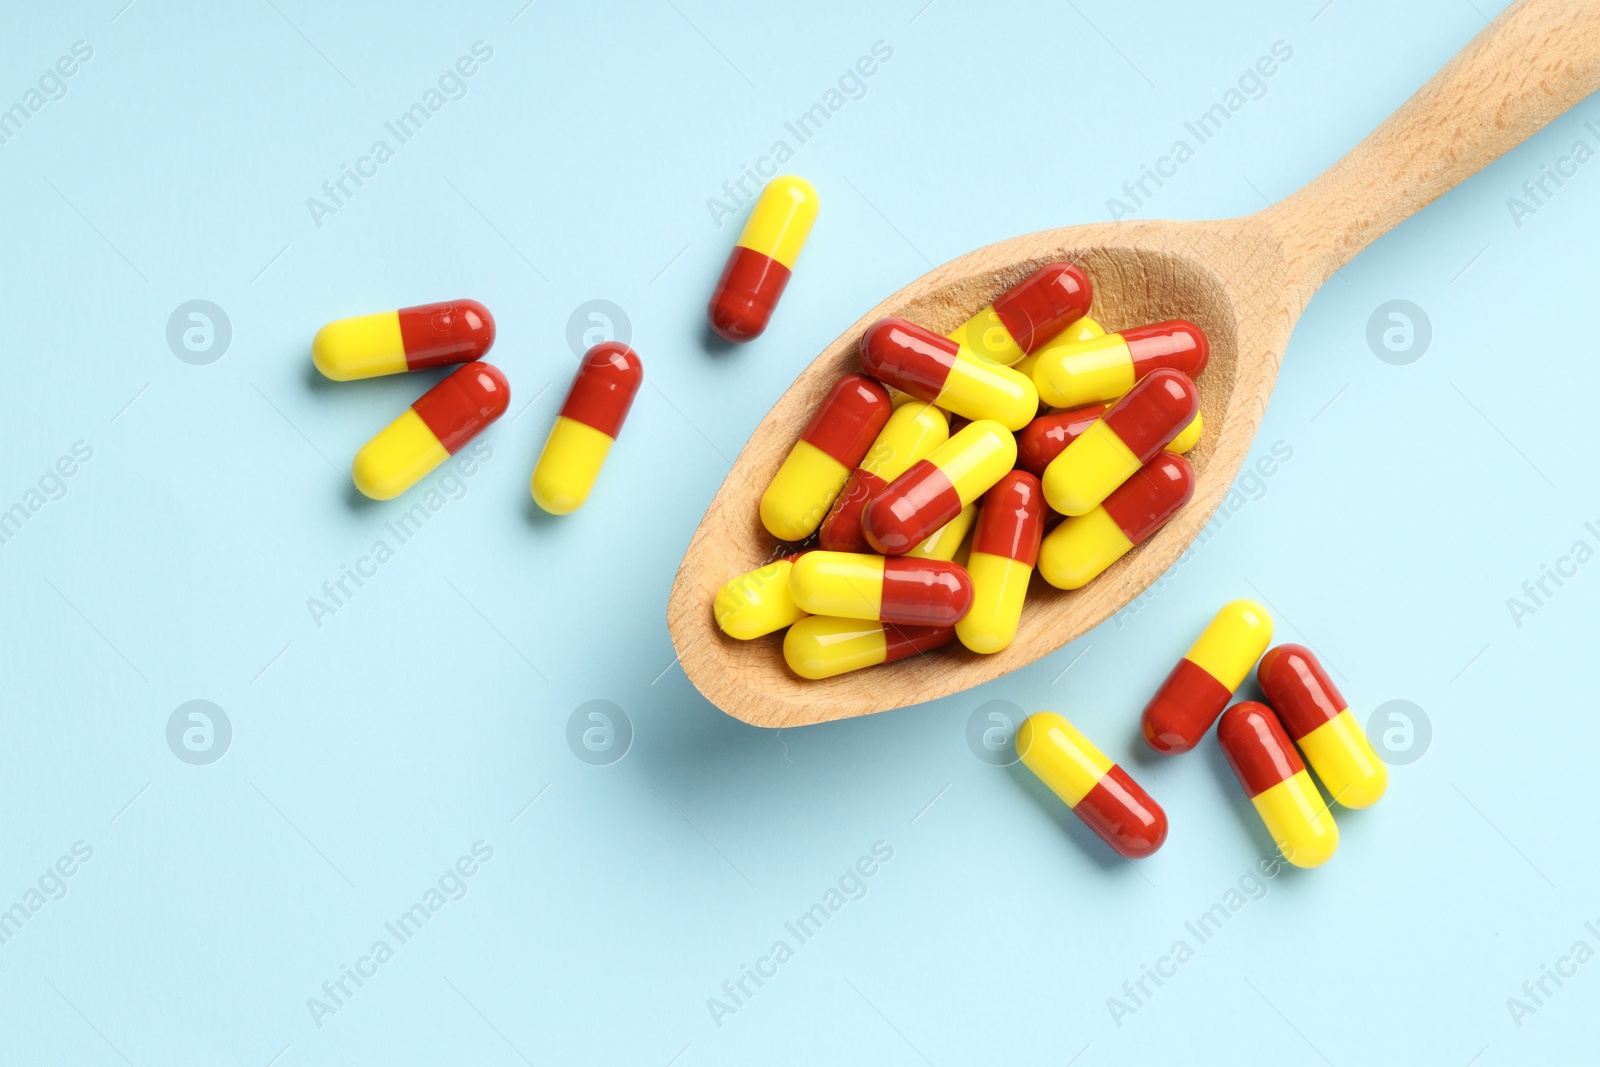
[1,0,1595,1063]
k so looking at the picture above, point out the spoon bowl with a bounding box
[668,0,1600,727]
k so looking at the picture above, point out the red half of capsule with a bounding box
[1016,405,1107,476]
[1103,452,1194,541]
[1257,644,1346,740]
[991,263,1093,354]
[800,374,893,467]
[859,318,958,400]
[820,468,890,552]
[1218,701,1305,797]
[1142,658,1233,754]
[397,299,496,370]
[971,471,1044,566]
[708,246,791,342]
[1102,369,1199,462]
[413,362,511,453]
[884,623,958,662]
[862,459,962,555]
[1079,765,1169,859]
[881,557,974,626]
[560,341,642,437]
[1123,320,1209,379]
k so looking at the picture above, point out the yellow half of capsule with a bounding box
[861,402,948,481]
[1169,412,1202,454]
[352,407,449,500]
[714,559,805,640]
[1037,507,1133,590]
[1252,770,1339,869]
[1042,420,1141,516]
[788,552,885,621]
[907,503,976,561]
[737,175,818,270]
[948,306,1026,366]
[1016,712,1113,808]
[761,439,850,542]
[1186,599,1273,691]
[929,420,1019,505]
[1297,709,1389,809]
[933,352,1039,430]
[955,553,1032,654]
[1032,333,1137,408]
[783,615,890,679]
[1015,316,1103,381]
[312,311,407,381]
[531,416,614,515]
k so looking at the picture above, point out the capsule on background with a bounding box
[1218,701,1339,869]
[906,503,977,561]
[862,420,1017,555]
[820,402,948,552]
[713,554,807,640]
[1038,452,1192,590]
[948,263,1092,366]
[1258,644,1388,809]
[859,318,1038,430]
[530,342,643,515]
[761,374,892,542]
[708,176,818,342]
[789,552,973,627]
[783,616,955,680]
[313,300,495,381]
[1015,316,1103,382]
[1015,712,1167,859]
[1031,320,1208,408]
[352,362,510,500]
[1041,369,1198,516]
[1141,600,1274,754]
[956,472,1045,654]
[1019,406,1200,477]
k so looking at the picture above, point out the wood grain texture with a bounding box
[668,0,1600,728]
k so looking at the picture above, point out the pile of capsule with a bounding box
[712,259,1209,680]
[311,300,643,514]
[1012,600,1388,868]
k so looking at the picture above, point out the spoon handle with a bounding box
[1267,0,1600,301]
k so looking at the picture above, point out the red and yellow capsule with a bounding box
[530,342,642,515]
[1258,645,1388,809]
[783,616,955,680]
[947,263,1092,366]
[1218,701,1339,869]
[1142,600,1274,754]
[1016,712,1167,859]
[956,472,1045,654]
[820,402,948,552]
[1015,315,1103,382]
[352,362,509,500]
[761,374,892,542]
[789,551,973,627]
[860,318,1038,430]
[713,554,806,641]
[313,300,495,381]
[1019,405,1200,477]
[1038,452,1193,590]
[1041,369,1198,516]
[1031,320,1208,408]
[906,503,977,562]
[862,419,1017,555]
[707,176,818,342]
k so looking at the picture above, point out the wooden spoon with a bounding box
[668,0,1600,728]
